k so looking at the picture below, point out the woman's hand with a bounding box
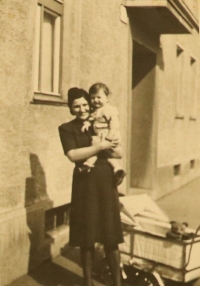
[100,139,118,150]
[91,135,119,150]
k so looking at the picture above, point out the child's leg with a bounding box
[79,155,97,172]
[106,142,126,186]
[107,158,122,173]
[84,155,97,168]
[107,158,126,186]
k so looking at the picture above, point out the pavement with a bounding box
[157,176,200,229]
[6,176,200,286]
[6,246,106,286]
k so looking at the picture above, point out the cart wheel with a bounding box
[99,258,129,286]
[99,257,113,285]
[134,271,164,286]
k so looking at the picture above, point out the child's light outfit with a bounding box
[81,103,126,185]
[90,103,120,141]
[82,103,123,174]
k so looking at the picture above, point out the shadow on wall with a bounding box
[25,153,53,272]
[157,46,164,71]
[25,153,48,204]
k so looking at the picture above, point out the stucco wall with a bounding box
[0,0,74,212]
[0,0,73,283]
[156,30,200,198]
[183,0,199,20]
[79,0,131,188]
[0,0,131,284]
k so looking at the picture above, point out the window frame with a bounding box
[32,0,67,106]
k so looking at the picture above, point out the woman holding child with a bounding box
[58,83,125,286]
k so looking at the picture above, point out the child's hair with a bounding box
[89,82,110,96]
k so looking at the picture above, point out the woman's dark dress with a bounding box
[59,118,123,247]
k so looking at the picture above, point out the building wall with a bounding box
[156,29,200,198]
[183,0,199,20]
[125,2,200,200]
[0,1,71,284]
[79,0,131,178]
[0,0,131,284]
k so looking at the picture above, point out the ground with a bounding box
[6,176,200,286]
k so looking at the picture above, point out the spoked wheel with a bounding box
[134,270,164,286]
[99,258,130,286]
[122,265,164,286]
[99,257,113,286]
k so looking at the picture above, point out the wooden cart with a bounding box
[118,195,200,286]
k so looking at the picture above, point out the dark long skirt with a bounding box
[69,157,124,247]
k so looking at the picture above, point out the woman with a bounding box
[58,87,124,286]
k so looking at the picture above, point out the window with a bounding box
[190,159,195,169]
[189,56,197,120]
[173,164,181,176]
[175,44,185,119]
[33,0,66,105]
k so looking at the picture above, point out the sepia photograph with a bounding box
[1,0,200,285]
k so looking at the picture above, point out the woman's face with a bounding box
[71,97,90,120]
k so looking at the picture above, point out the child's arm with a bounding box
[81,113,96,132]
[81,120,91,132]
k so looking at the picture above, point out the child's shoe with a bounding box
[114,169,126,186]
[79,165,92,173]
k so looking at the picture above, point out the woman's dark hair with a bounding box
[89,82,110,96]
[68,87,90,115]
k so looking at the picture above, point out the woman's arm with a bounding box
[67,139,117,162]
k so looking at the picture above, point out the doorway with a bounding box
[130,40,157,191]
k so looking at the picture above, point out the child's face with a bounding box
[90,89,108,108]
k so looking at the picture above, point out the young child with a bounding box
[80,82,126,186]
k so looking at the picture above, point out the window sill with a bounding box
[175,115,184,119]
[189,116,197,121]
[31,92,68,106]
